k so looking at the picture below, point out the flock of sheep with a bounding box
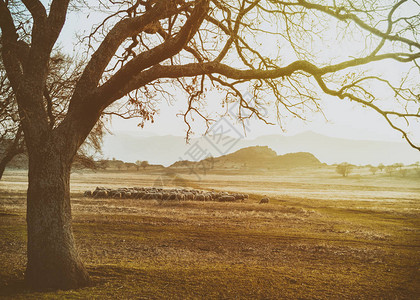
[84,186,251,202]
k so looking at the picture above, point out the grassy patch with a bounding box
[0,170,419,299]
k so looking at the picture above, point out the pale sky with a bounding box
[109,91,408,143]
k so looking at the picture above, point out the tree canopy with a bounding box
[3,0,419,149]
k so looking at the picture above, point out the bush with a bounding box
[336,163,353,177]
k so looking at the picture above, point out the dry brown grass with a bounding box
[0,168,419,299]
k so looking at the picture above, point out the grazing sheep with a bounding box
[112,192,121,199]
[219,195,235,202]
[184,192,194,200]
[212,193,221,200]
[94,186,105,193]
[176,193,185,201]
[204,194,212,201]
[154,193,163,200]
[195,194,205,201]
[259,197,269,204]
[233,194,244,201]
[94,190,108,198]
[148,193,156,199]
[84,186,252,205]
[168,193,177,201]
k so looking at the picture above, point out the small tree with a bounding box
[336,162,353,177]
[135,160,141,171]
[385,165,396,176]
[141,161,149,170]
[378,164,385,172]
[135,160,149,170]
[369,166,378,175]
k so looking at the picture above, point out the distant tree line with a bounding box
[94,159,155,171]
[336,162,420,178]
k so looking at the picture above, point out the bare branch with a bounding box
[83,0,210,110]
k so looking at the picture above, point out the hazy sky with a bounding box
[109,92,407,142]
[57,1,419,152]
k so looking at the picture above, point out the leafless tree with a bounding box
[0,0,419,290]
[0,57,24,177]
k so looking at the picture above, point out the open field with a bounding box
[0,168,419,299]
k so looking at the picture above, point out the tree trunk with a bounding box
[25,140,90,290]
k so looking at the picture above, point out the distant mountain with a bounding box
[251,132,420,165]
[170,146,322,170]
[102,131,420,166]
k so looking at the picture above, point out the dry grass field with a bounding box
[0,167,419,299]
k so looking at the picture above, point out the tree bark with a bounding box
[25,137,90,290]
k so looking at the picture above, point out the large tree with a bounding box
[0,0,419,290]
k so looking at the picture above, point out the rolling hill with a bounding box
[170,146,322,170]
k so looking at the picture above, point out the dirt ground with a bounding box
[0,168,419,299]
